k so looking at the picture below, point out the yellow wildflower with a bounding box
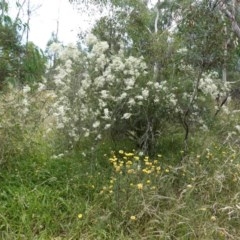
[211,216,216,221]
[126,160,133,165]
[127,169,134,174]
[144,156,149,161]
[137,183,143,190]
[130,216,137,221]
[78,214,83,219]
[115,166,121,172]
[156,166,161,171]
[125,152,134,157]
[109,157,117,163]
[145,161,152,166]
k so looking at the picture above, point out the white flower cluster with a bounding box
[50,34,180,145]
[199,72,230,99]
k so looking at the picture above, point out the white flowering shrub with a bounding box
[196,71,230,128]
[49,34,232,154]
[199,72,229,100]
[50,35,180,153]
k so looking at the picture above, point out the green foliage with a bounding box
[0,3,22,87]
[19,42,47,84]
[177,1,238,73]
[2,127,240,239]
[0,1,46,88]
[92,16,122,54]
[91,1,152,58]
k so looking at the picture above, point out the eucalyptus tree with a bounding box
[172,0,238,141]
[70,0,240,78]
[71,0,180,81]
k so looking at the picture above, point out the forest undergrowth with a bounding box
[1,102,240,239]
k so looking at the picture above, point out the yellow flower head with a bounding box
[126,160,133,165]
[127,169,134,174]
[115,166,121,172]
[78,214,83,219]
[137,183,143,190]
[211,216,216,222]
[125,152,134,157]
[130,215,137,221]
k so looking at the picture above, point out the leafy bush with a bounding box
[49,37,182,153]
[48,34,230,155]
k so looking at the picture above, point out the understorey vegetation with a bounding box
[1,0,240,239]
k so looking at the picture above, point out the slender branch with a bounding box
[214,94,229,117]
[13,0,27,26]
[182,69,203,146]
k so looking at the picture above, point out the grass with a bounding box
[1,89,240,239]
[1,136,240,239]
